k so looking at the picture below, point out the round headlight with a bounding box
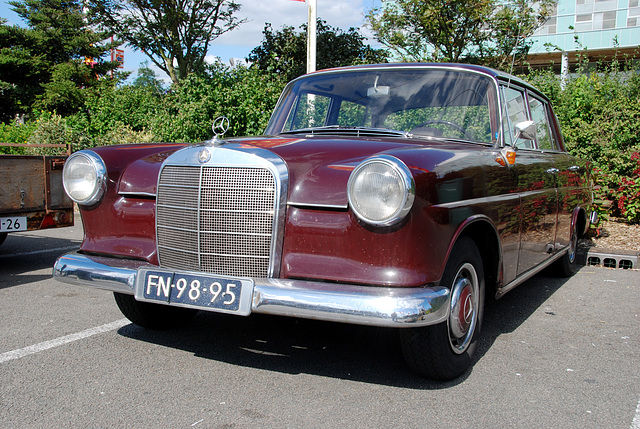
[62,151,107,206]
[347,155,415,226]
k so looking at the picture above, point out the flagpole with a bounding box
[307,0,316,73]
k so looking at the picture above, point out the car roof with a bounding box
[301,63,546,101]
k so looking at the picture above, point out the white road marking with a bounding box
[0,245,79,259]
[631,396,640,429]
[0,319,129,364]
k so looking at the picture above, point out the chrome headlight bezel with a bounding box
[347,155,415,227]
[62,150,107,206]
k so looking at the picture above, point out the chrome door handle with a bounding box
[546,168,559,175]
[568,165,581,172]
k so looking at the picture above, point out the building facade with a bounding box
[526,0,640,72]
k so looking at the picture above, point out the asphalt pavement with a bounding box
[1,220,639,428]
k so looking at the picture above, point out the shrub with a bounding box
[151,64,285,142]
[0,119,38,154]
[16,113,156,154]
[525,58,640,224]
[90,122,155,148]
[608,152,640,223]
[77,84,165,137]
[25,113,90,155]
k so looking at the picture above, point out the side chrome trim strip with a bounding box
[117,192,157,198]
[496,246,568,297]
[287,201,348,209]
[53,252,450,328]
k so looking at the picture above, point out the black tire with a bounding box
[400,237,485,380]
[113,292,197,330]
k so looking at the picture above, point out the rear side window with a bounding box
[528,95,558,151]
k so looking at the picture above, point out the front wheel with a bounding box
[400,237,485,380]
[114,292,197,330]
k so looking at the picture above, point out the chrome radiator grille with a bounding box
[156,165,277,278]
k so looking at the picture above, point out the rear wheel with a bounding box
[554,222,579,277]
[400,237,485,380]
[114,292,197,329]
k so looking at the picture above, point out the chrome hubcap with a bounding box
[448,263,478,355]
[568,229,578,263]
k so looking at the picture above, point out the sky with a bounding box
[0,0,382,82]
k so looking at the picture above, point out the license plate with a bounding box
[135,268,254,315]
[0,216,27,232]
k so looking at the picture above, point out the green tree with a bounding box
[0,0,119,121]
[366,0,555,68]
[133,61,167,94]
[248,19,388,82]
[0,20,50,121]
[88,0,245,84]
[486,0,557,69]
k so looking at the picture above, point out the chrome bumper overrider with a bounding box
[53,252,450,328]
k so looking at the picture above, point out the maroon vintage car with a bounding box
[54,63,594,380]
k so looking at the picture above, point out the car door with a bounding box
[501,85,559,276]
[535,99,591,253]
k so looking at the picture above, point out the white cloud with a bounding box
[213,0,372,55]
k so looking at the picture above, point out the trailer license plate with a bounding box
[135,268,253,315]
[1,216,27,232]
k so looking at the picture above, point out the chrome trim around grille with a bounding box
[53,252,451,328]
[155,143,288,278]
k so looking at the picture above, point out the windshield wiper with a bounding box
[279,125,411,138]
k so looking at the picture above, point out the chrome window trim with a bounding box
[268,65,502,145]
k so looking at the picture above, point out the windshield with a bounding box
[265,67,498,144]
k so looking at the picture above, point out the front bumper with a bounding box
[53,251,450,328]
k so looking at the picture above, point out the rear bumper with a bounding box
[53,251,450,328]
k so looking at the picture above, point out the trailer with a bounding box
[0,142,74,246]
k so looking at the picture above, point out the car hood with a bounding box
[118,135,460,207]
[230,136,425,207]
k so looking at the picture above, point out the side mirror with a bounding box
[514,120,536,141]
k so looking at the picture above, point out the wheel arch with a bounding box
[448,216,502,300]
[573,205,589,239]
